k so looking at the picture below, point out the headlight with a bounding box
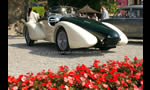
[56,18,60,21]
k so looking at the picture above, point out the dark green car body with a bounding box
[60,17,121,49]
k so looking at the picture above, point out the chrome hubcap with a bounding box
[57,31,67,50]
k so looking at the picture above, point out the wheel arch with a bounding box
[54,21,98,49]
[54,25,67,43]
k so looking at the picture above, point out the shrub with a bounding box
[8,56,143,90]
[32,6,45,16]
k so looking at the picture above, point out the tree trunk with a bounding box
[8,0,30,34]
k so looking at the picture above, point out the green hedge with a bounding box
[32,6,45,16]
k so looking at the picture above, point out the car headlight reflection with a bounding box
[56,18,60,21]
[107,35,112,38]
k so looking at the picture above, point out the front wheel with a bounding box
[24,25,35,46]
[56,28,70,54]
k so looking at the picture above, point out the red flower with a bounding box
[121,80,124,84]
[93,63,98,68]
[100,69,105,72]
[124,56,130,60]
[18,74,24,81]
[133,84,138,90]
[30,77,35,81]
[128,74,134,78]
[135,63,139,67]
[93,85,98,89]
[37,76,42,81]
[93,60,100,68]
[60,84,65,89]
[80,77,86,82]
[126,79,131,83]
[103,64,107,66]
[12,86,18,90]
[94,60,100,64]
[103,83,108,88]
[140,80,143,85]
[22,85,29,90]
[59,66,65,72]
[80,71,85,75]
[117,86,123,90]
[123,82,128,87]
[48,74,54,79]
[120,73,125,78]
[135,72,141,79]
[134,56,138,60]
[41,75,48,79]
[94,73,100,79]
[74,74,80,83]
[115,80,120,85]
[99,73,107,82]
[112,73,118,82]
[41,82,46,86]
[51,88,57,90]
[46,81,51,87]
[96,80,101,84]
[109,68,118,74]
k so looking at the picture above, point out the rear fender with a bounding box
[25,21,46,40]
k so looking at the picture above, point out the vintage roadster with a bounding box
[23,6,128,54]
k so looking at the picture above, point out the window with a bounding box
[131,8,143,18]
[114,9,130,18]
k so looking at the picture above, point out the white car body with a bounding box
[25,20,98,49]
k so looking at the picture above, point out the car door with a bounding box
[39,19,55,42]
[128,8,143,38]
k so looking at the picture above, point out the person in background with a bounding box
[27,7,40,23]
[87,15,91,19]
[44,6,49,17]
[92,13,98,21]
[77,13,82,17]
[100,5,109,20]
[70,7,75,14]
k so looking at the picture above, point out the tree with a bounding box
[8,0,30,24]
[47,0,118,14]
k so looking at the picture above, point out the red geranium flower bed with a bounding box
[8,56,143,90]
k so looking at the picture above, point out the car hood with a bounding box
[60,17,120,40]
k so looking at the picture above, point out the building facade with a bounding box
[128,0,143,5]
[117,0,143,7]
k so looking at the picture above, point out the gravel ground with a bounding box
[8,35,143,77]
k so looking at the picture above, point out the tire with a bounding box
[56,28,70,54]
[24,25,35,46]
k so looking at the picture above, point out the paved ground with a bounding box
[8,35,143,77]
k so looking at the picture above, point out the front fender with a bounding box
[102,22,128,45]
[54,21,98,48]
